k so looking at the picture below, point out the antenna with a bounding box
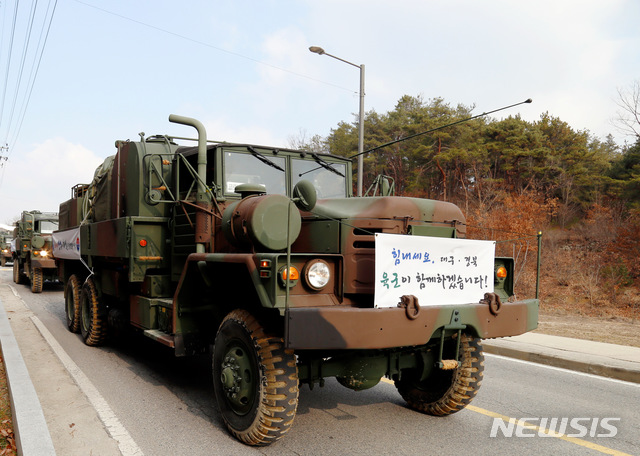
[350,98,533,159]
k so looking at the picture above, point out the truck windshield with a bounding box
[292,158,347,198]
[224,151,286,196]
[38,220,58,234]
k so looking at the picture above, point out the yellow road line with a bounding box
[381,378,631,456]
[466,405,631,456]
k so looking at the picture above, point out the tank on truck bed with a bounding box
[54,115,539,446]
[13,210,58,293]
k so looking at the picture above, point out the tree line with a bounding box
[297,95,639,222]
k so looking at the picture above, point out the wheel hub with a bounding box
[220,347,254,414]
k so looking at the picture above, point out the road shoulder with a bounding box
[483,331,640,383]
[0,284,121,456]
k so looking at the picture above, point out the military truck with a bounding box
[13,210,59,293]
[54,115,539,446]
[0,234,12,266]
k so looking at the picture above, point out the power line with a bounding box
[4,0,39,144]
[0,0,19,133]
[0,0,58,154]
[72,0,355,95]
[8,0,58,150]
[1,0,350,160]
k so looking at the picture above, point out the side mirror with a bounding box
[381,177,391,196]
[292,180,317,212]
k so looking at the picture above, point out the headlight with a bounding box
[304,260,331,290]
[38,250,50,258]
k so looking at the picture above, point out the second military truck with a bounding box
[13,210,58,293]
[54,115,539,446]
[0,234,12,267]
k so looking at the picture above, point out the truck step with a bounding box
[438,359,460,370]
[143,329,175,348]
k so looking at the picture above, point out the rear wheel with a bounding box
[30,267,43,293]
[80,277,107,346]
[395,334,484,416]
[212,309,299,446]
[65,275,82,333]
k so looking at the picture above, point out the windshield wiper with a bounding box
[310,153,344,177]
[247,146,285,172]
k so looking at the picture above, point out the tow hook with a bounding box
[398,295,420,320]
[481,292,502,315]
[436,309,466,370]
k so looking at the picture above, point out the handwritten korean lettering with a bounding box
[392,248,436,266]
[413,272,490,291]
[380,272,401,289]
[380,272,389,289]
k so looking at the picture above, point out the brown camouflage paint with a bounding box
[286,298,538,350]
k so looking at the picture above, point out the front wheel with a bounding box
[30,267,43,293]
[395,334,484,416]
[13,261,23,284]
[212,309,299,446]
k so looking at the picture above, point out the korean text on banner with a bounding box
[374,233,495,308]
[52,228,81,260]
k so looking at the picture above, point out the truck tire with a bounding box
[80,277,107,346]
[31,267,43,293]
[212,309,299,446]
[13,261,23,284]
[395,334,484,416]
[65,275,82,333]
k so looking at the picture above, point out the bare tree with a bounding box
[613,80,640,139]
[287,128,327,154]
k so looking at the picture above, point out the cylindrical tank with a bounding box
[222,194,301,251]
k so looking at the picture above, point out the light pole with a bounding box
[309,46,365,197]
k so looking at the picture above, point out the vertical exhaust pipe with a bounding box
[169,114,212,253]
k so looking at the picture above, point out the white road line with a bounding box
[485,353,640,388]
[30,315,144,456]
[9,284,19,297]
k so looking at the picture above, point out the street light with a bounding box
[309,46,365,197]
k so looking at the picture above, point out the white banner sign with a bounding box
[374,233,495,307]
[52,228,81,260]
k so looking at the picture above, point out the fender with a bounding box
[173,253,273,326]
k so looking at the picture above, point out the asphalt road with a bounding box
[4,269,639,456]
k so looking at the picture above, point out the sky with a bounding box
[0,0,638,225]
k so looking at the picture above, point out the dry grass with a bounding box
[0,355,16,455]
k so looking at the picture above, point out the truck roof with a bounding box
[175,143,351,164]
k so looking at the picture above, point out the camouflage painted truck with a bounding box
[54,115,539,446]
[13,210,59,293]
[1,234,12,267]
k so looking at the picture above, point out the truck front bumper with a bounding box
[286,298,538,350]
[31,258,56,269]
